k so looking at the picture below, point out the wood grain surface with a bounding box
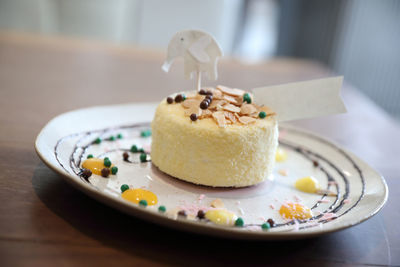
[0,32,399,266]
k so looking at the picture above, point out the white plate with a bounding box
[35,103,388,240]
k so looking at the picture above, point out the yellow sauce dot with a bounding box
[295,176,321,193]
[205,209,237,226]
[122,189,158,206]
[279,203,312,220]
[82,158,114,175]
[275,147,288,162]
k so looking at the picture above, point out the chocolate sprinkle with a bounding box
[101,168,110,177]
[267,218,275,227]
[313,160,319,167]
[81,168,92,179]
[190,113,198,121]
[199,89,207,95]
[175,94,183,103]
[197,210,205,219]
[123,152,129,161]
[200,101,209,109]
[178,210,187,217]
[166,97,174,104]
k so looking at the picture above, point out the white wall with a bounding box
[0,0,243,54]
[332,0,400,118]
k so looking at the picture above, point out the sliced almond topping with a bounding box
[224,111,237,123]
[212,89,223,99]
[185,92,198,99]
[210,198,224,208]
[223,95,239,105]
[216,104,225,111]
[238,116,256,124]
[197,94,207,101]
[178,87,272,126]
[260,106,275,115]
[184,105,202,116]
[212,111,226,127]
[185,92,205,101]
[208,100,226,110]
[208,103,217,110]
[240,104,257,115]
[222,104,241,113]
[249,112,259,118]
[199,109,212,118]
[216,85,245,97]
[182,99,201,109]
[235,96,243,106]
[203,87,221,97]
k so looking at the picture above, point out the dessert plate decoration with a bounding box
[35,30,387,239]
[35,102,387,239]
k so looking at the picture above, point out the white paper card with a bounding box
[252,76,346,122]
[162,30,223,81]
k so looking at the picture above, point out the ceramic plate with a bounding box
[35,103,388,240]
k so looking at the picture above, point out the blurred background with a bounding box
[0,0,399,119]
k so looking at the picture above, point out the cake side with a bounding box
[151,95,278,187]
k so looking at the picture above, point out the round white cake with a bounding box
[151,86,278,187]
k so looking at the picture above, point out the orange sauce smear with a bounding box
[82,158,114,175]
[279,203,312,220]
[122,189,158,206]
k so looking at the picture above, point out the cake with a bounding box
[151,85,278,187]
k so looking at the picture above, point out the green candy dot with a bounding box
[182,94,187,101]
[259,111,267,119]
[139,199,148,207]
[261,222,271,230]
[158,206,166,213]
[243,93,252,104]
[111,166,118,175]
[120,184,129,192]
[235,217,244,227]
[117,133,123,139]
[140,130,152,137]
[140,153,147,163]
[87,154,93,159]
[104,157,111,167]
[109,136,116,141]
[139,148,145,153]
[94,138,102,144]
[130,145,138,153]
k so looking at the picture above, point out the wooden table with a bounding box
[1,32,399,266]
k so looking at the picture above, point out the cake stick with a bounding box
[196,70,202,92]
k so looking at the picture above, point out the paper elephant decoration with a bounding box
[162,30,223,90]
